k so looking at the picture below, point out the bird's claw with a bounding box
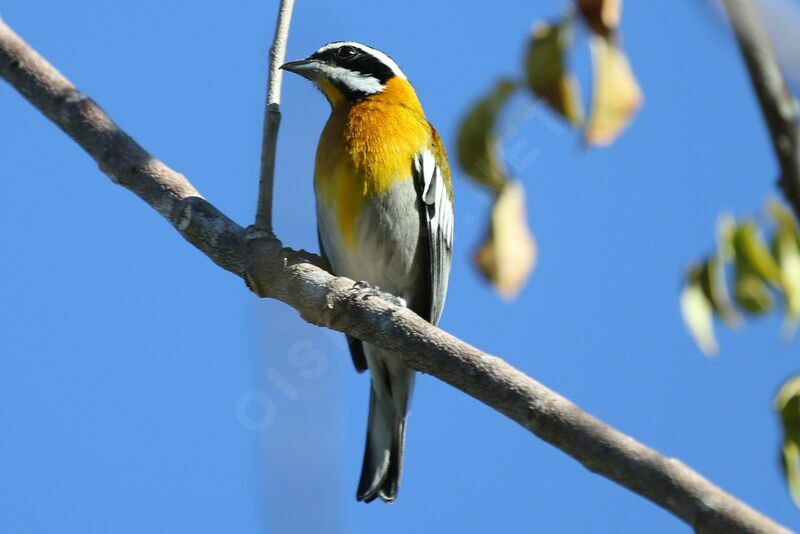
[352,281,406,307]
[280,247,328,270]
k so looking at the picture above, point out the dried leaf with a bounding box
[770,201,800,335]
[775,375,800,507]
[524,21,583,125]
[585,35,642,146]
[474,181,537,299]
[456,79,518,192]
[680,264,718,356]
[578,0,622,36]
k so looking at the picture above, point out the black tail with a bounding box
[356,386,407,503]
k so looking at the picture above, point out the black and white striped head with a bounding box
[282,41,407,103]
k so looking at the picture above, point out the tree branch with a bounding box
[254,0,295,232]
[722,0,800,220]
[0,17,792,534]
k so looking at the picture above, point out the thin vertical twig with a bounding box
[255,0,296,232]
[722,0,800,220]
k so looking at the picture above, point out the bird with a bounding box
[282,41,454,503]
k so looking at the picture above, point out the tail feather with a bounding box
[357,346,414,503]
[379,417,406,502]
[356,383,408,503]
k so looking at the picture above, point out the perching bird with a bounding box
[282,42,454,503]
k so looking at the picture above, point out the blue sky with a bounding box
[1,0,799,532]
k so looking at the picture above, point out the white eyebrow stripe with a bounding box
[314,41,407,80]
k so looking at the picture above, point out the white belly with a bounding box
[317,179,422,300]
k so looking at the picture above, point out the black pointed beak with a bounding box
[280,59,321,80]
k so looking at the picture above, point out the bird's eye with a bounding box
[337,46,357,59]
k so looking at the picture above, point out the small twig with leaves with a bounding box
[456,0,642,299]
[679,0,800,507]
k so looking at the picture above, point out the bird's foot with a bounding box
[280,247,329,270]
[352,281,406,308]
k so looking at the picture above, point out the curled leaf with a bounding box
[704,257,741,328]
[474,181,537,299]
[717,214,737,260]
[578,0,622,36]
[782,440,800,508]
[733,260,774,315]
[456,79,518,192]
[770,201,800,335]
[711,215,741,327]
[680,264,718,356]
[730,218,781,314]
[733,219,783,286]
[775,375,800,506]
[585,34,642,146]
[524,20,583,125]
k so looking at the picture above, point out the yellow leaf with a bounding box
[578,0,622,36]
[585,35,642,146]
[474,181,537,299]
[456,79,517,192]
[770,201,800,334]
[524,21,583,125]
[680,264,718,356]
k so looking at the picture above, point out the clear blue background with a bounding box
[1,0,798,532]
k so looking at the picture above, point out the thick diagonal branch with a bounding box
[0,18,791,534]
[722,0,800,219]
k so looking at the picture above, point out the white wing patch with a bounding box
[416,150,453,251]
[414,149,453,325]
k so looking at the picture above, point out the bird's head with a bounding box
[281,41,410,107]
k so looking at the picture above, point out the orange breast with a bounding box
[315,77,431,247]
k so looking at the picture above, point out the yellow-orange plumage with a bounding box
[315,77,431,246]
